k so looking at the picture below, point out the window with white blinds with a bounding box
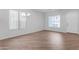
[9,10,27,30]
[48,15,60,28]
[20,12,26,29]
[9,10,18,30]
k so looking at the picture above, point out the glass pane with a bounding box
[48,15,60,28]
[9,10,18,30]
[20,12,26,29]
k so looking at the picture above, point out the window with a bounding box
[48,15,60,28]
[9,10,30,30]
[20,12,26,29]
[9,10,18,30]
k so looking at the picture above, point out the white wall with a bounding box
[45,9,79,34]
[0,9,45,40]
[1,9,79,40]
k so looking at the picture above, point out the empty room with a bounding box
[0,9,79,50]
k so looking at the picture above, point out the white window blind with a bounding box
[20,12,26,29]
[9,10,18,30]
[48,15,60,28]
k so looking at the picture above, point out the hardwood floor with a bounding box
[0,30,79,50]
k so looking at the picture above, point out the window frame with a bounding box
[9,10,19,30]
[48,15,60,28]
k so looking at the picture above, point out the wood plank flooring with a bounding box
[0,30,79,50]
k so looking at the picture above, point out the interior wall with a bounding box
[45,9,79,34]
[0,9,79,40]
[0,9,44,40]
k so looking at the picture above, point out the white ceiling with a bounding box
[34,9,58,12]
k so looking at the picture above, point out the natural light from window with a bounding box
[20,12,26,29]
[9,10,27,30]
[48,15,60,28]
[9,10,18,30]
